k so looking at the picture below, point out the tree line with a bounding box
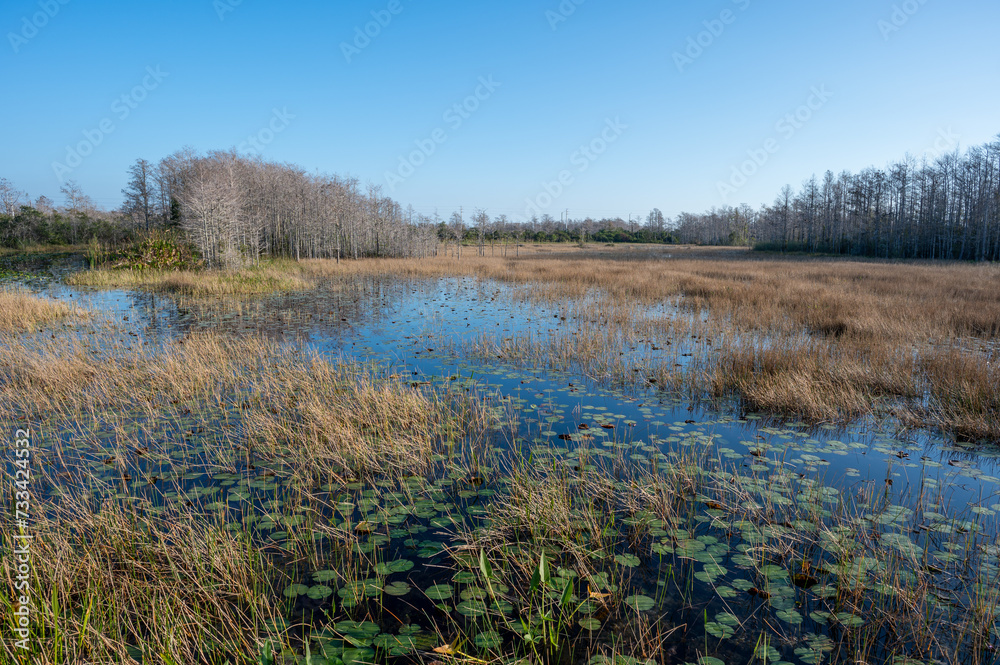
[0,178,130,248]
[1,150,441,264]
[432,210,677,254]
[6,132,995,263]
[674,134,1000,260]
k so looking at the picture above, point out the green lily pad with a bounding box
[383,581,411,597]
[307,585,334,600]
[456,600,488,617]
[615,553,641,567]
[375,559,414,575]
[705,622,736,639]
[473,630,502,649]
[283,584,309,598]
[624,594,656,611]
[424,584,454,600]
[313,570,338,583]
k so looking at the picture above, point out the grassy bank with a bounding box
[66,262,314,296]
[0,287,79,333]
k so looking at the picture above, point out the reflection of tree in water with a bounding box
[132,276,428,345]
[125,290,174,343]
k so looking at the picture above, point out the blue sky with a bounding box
[2,0,998,221]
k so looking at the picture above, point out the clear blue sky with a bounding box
[2,0,998,221]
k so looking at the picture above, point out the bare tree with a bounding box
[472,209,489,256]
[122,158,158,231]
[0,178,25,218]
[449,210,464,259]
[671,134,1000,260]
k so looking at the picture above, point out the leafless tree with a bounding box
[160,149,437,264]
[122,158,158,231]
[0,177,25,218]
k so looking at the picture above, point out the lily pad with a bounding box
[307,585,334,600]
[375,559,414,575]
[283,584,309,598]
[424,584,454,601]
[383,581,411,597]
[624,594,656,611]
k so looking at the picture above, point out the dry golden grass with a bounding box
[0,287,78,333]
[309,247,1000,439]
[310,248,1000,341]
[0,332,497,480]
[710,339,918,421]
[923,349,1000,441]
[66,263,313,296]
[244,353,498,479]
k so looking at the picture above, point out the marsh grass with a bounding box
[5,247,1000,664]
[2,322,999,664]
[438,420,1000,665]
[0,287,78,333]
[66,262,313,296]
[65,246,999,437]
[711,339,919,421]
[922,349,1000,441]
[0,497,285,665]
[310,249,1000,440]
[0,330,504,663]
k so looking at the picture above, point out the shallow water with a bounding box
[9,267,1000,664]
[34,275,1000,507]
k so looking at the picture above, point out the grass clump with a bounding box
[0,287,78,333]
[0,498,285,665]
[922,349,1000,441]
[245,358,494,480]
[66,263,313,296]
[711,340,918,421]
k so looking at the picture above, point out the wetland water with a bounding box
[7,263,1000,665]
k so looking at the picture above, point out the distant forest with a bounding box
[2,134,997,263]
[682,134,1000,261]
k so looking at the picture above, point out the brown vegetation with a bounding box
[0,287,78,333]
[309,246,1000,439]
[65,262,314,296]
